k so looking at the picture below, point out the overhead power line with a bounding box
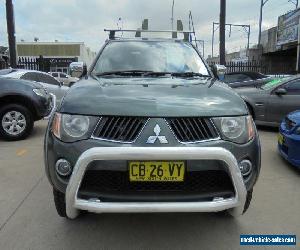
[212,22,250,58]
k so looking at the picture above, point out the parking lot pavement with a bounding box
[0,121,299,250]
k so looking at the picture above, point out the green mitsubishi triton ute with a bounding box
[44,30,261,219]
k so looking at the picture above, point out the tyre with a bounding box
[219,188,253,217]
[0,104,34,141]
[53,188,85,219]
[53,188,67,218]
[243,188,253,214]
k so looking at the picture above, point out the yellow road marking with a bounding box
[16,149,27,156]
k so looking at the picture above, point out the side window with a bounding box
[52,73,58,77]
[37,73,60,86]
[20,72,38,82]
[235,74,252,82]
[60,73,67,78]
[224,74,251,83]
[284,81,300,95]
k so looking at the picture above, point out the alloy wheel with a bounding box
[1,111,27,136]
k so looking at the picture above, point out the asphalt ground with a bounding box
[0,120,299,250]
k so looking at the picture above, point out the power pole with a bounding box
[297,15,300,72]
[219,0,226,65]
[247,25,251,55]
[258,0,269,45]
[196,40,205,58]
[6,0,17,68]
[171,0,175,30]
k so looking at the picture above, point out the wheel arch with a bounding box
[244,100,255,120]
[0,94,39,120]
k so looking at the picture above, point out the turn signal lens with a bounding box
[247,115,255,141]
[52,113,61,139]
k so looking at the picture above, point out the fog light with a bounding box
[239,160,252,176]
[55,159,72,176]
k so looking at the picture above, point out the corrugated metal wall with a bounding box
[17,44,80,57]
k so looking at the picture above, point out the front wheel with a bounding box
[53,188,67,218]
[53,188,84,219]
[243,188,253,214]
[0,104,34,141]
[219,188,253,217]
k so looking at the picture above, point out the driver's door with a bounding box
[265,80,300,123]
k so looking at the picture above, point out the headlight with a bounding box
[213,116,255,144]
[221,117,244,139]
[62,114,90,138]
[52,113,99,142]
[33,88,47,97]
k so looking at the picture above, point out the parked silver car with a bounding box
[49,72,79,87]
[236,75,300,126]
[0,69,69,103]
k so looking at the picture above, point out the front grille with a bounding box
[285,117,296,130]
[93,116,148,142]
[79,170,234,202]
[166,118,218,142]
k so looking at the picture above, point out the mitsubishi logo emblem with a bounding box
[146,124,168,144]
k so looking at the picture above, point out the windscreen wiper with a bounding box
[96,70,153,76]
[142,72,172,77]
[171,72,210,78]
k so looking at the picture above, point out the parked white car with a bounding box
[0,69,69,104]
[49,72,79,87]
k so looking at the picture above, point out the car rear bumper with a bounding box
[278,145,300,168]
[278,133,300,169]
[65,147,247,219]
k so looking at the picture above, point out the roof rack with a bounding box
[104,29,195,41]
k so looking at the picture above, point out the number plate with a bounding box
[129,161,185,182]
[278,133,284,145]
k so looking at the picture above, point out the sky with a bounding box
[0,0,297,58]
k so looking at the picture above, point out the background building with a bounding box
[16,42,96,73]
[207,8,300,75]
[0,46,9,62]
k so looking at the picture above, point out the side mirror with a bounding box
[211,64,227,81]
[275,88,287,95]
[69,61,87,78]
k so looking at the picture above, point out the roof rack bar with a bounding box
[104,29,195,41]
[104,29,195,34]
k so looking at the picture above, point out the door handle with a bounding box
[255,103,264,107]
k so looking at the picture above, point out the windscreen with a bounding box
[261,77,293,90]
[92,41,210,76]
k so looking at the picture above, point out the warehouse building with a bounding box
[16,42,96,74]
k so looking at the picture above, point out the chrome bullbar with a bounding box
[66,147,247,219]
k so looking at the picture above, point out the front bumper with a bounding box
[65,147,247,219]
